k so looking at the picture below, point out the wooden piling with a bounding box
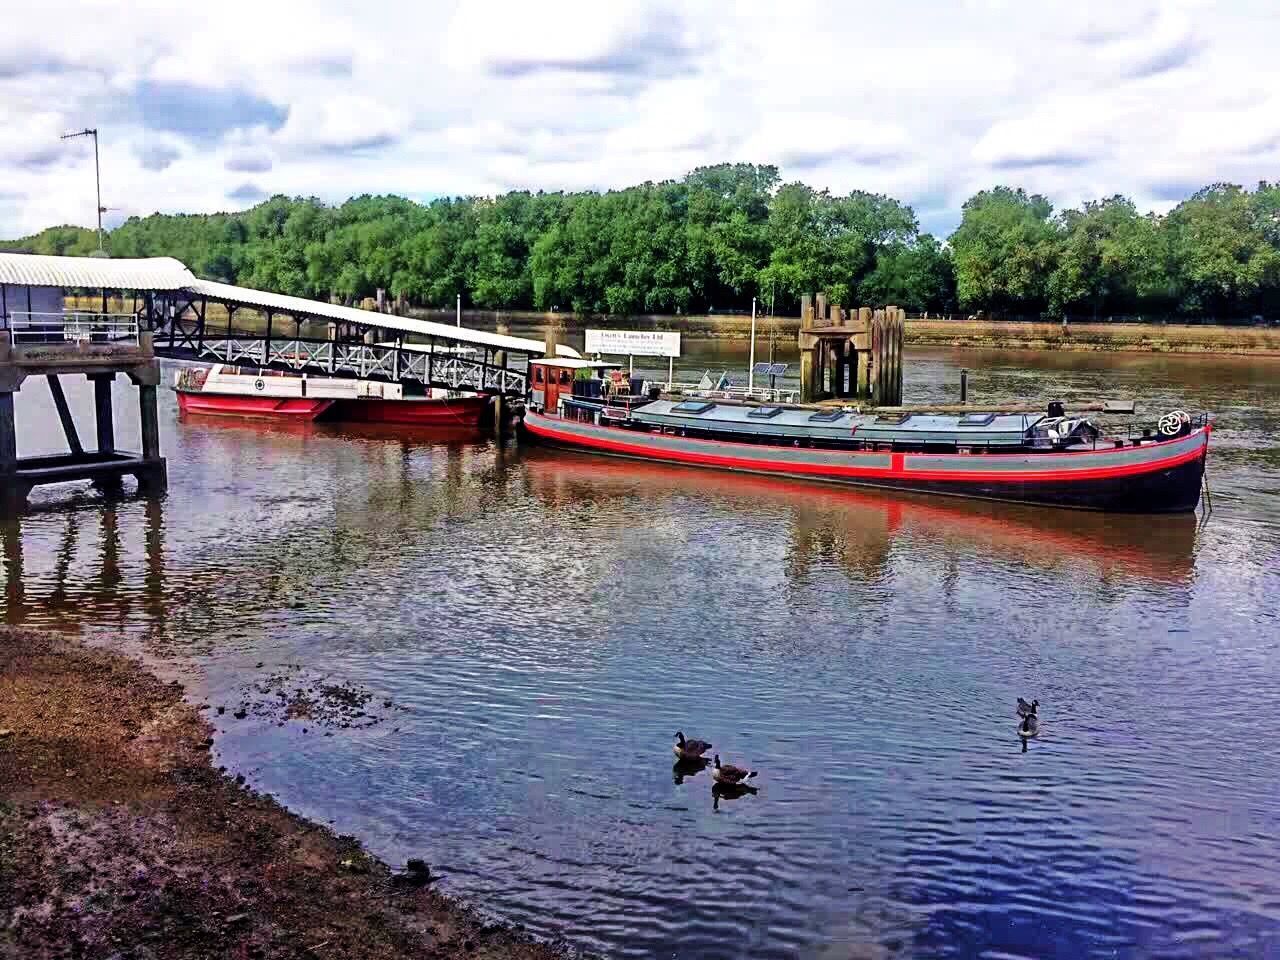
[0,392,15,478]
[856,307,872,396]
[90,374,115,452]
[139,384,160,461]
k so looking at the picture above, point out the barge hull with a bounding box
[523,411,1209,513]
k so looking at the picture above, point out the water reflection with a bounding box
[673,757,711,784]
[520,448,1200,587]
[712,781,759,812]
[2,497,167,629]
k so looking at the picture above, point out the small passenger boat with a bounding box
[175,364,489,426]
[521,360,1210,513]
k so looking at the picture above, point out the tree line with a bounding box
[5,164,1279,319]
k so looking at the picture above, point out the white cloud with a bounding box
[0,0,1278,238]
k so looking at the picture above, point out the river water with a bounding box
[3,343,1279,959]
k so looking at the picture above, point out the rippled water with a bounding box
[4,345,1279,958]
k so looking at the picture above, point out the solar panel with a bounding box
[671,400,716,414]
[768,362,789,376]
[748,406,783,419]
[958,412,997,426]
[874,412,913,425]
[751,362,773,374]
[808,409,845,423]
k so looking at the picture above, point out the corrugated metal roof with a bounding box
[187,278,580,358]
[0,252,195,289]
[0,252,580,358]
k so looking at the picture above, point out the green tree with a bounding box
[858,235,956,312]
[1048,197,1171,316]
[1164,184,1280,315]
[950,187,1059,313]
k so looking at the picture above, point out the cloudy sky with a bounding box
[2,0,1276,239]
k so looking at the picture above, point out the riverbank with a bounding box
[904,318,1280,356]
[408,309,1280,356]
[0,627,568,960]
[68,296,1280,356]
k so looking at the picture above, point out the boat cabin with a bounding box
[528,358,623,414]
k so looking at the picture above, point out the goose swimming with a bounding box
[1017,697,1039,718]
[712,754,758,785]
[674,731,713,760]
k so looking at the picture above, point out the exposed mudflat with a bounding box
[0,627,570,960]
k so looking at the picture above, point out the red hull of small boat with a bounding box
[177,391,334,421]
[332,395,489,426]
[177,389,489,427]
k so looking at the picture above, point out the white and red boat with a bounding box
[175,364,490,427]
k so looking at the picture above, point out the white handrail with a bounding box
[3,310,140,344]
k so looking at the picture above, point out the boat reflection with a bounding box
[519,447,1199,586]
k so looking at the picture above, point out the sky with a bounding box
[1,0,1277,240]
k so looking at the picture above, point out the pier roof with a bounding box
[187,278,580,358]
[0,252,579,359]
[0,252,195,290]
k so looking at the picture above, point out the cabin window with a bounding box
[808,409,844,423]
[672,401,715,414]
[559,370,572,386]
[534,366,544,385]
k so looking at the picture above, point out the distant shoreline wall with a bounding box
[408,310,1280,357]
[66,297,1280,357]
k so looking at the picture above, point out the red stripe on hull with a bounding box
[177,391,334,421]
[523,414,1209,512]
[333,396,488,426]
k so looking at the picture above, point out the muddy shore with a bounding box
[0,627,570,960]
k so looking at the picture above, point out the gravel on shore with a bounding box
[0,627,570,960]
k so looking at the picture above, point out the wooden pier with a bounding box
[797,295,904,405]
[0,325,166,511]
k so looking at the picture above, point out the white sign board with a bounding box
[585,329,681,358]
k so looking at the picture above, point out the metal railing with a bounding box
[2,311,140,345]
[193,336,528,395]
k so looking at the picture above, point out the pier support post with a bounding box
[0,391,15,479]
[90,374,115,452]
[46,375,83,456]
[492,394,505,434]
[139,384,160,461]
[0,390,22,512]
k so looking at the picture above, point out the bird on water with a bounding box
[674,731,713,761]
[1017,697,1039,718]
[712,754,758,785]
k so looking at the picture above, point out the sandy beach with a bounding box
[0,627,569,960]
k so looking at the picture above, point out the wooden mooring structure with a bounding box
[797,294,904,406]
[0,325,166,511]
